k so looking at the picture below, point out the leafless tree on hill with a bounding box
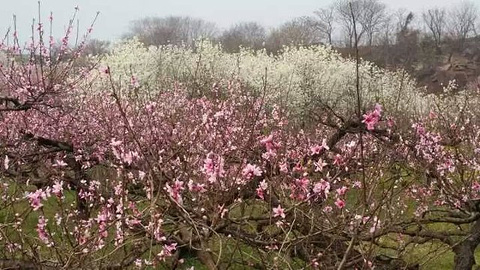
[448,0,478,50]
[314,6,336,45]
[422,7,447,53]
[334,0,386,47]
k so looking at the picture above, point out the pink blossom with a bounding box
[310,139,330,155]
[363,114,378,130]
[473,182,480,192]
[256,180,268,200]
[110,139,122,147]
[26,189,49,211]
[273,205,286,219]
[115,221,124,246]
[256,187,265,200]
[290,177,311,201]
[260,134,278,152]
[36,216,51,245]
[166,180,184,204]
[188,180,207,193]
[279,162,288,173]
[313,180,330,197]
[262,149,276,160]
[335,199,345,209]
[293,163,303,172]
[242,163,262,180]
[314,158,327,172]
[336,186,348,196]
[369,216,381,234]
[96,208,111,239]
[310,145,323,155]
[413,123,425,135]
[202,152,225,183]
[53,159,68,167]
[52,181,63,197]
[362,104,382,131]
[158,242,177,261]
[333,154,344,166]
[295,177,310,190]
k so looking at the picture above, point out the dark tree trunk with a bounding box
[197,240,217,270]
[453,219,480,270]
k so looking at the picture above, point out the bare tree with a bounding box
[83,39,110,56]
[422,7,447,53]
[266,17,323,53]
[313,6,335,45]
[334,0,386,47]
[448,0,478,49]
[391,10,419,71]
[125,16,218,46]
[335,0,362,47]
[219,22,266,53]
[361,0,387,46]
[394,9,415,35]
[378,15,394,46]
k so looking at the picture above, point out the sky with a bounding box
[0,0,460,42]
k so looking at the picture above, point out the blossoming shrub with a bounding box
[1,73,390,268]
[98,39,433,118]
[3,12,480,270]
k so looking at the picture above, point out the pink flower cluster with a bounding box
[256,180,268,200]
[36,216,52,246]
[166,180,185,205]
[362,104,382,130]
[26,189,50,211]
[203,152,226,183]
[273,205,286,219]
[242,163,262,180]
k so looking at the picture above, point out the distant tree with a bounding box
[335,0,361,47]
[125,16,218,46]
[83,39,110,56]
[361,0,387,46]
[378,15,394,46]
[266,17,323,53]
[422,8,447,53]
[393,11,420,71]
[313,6,335,45]
[219,22,266,53]
[373,15,394,67]
[334,0,386,47]
[395,9,415,35]
[448,0,478,50]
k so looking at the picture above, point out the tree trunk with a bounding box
[454,243,476,270]
[453,219,480,270]
[197,240,217,270]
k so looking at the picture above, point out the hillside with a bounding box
[336,37,480,93]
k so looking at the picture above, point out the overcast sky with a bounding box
[0,0,461,42]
